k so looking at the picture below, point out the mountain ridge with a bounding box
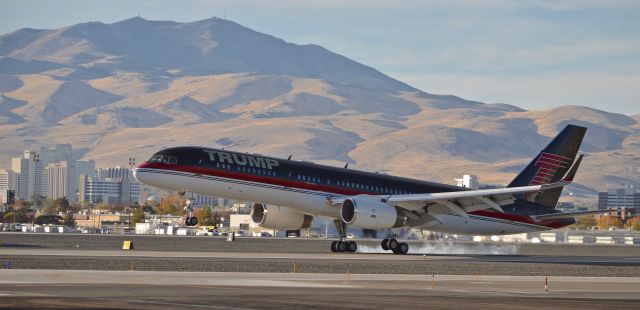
[0,17,637,205]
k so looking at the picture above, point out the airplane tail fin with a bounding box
[507,124,587,208]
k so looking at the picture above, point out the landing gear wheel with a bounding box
[381,238,390,251]
[388,238,399,251]
[185,217,190,226]
[331,241,338,252]
[189,217,198,226]
[336,241,347,252]
[398,242,409,255]
[346,241,358,253]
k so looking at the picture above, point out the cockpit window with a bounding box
[148,155,178,164]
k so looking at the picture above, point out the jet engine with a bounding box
[250,203,313,230]
[341,195,406,229]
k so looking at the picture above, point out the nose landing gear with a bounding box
[183,198,198,227]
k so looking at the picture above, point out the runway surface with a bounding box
[2,248,640,276]
[3,232,640,257]
[1,270,639,309]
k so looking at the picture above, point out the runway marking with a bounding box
[103,298,257,310]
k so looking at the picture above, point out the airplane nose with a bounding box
[132,168,141,182]
[132,162,151,183]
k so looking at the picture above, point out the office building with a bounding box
[97,167,132,180]
[192,194,218,207]
[39,144,72,165]
[79,175,140,205]
[70,160,96,202]
[598,186,640,210]
[11,150,44,201]
[0,170,19,204]
[46,161,75,200]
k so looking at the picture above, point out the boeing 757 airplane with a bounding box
[134,124,600,254]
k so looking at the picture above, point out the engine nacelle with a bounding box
[341,195,406,229]
[250,203,313,230]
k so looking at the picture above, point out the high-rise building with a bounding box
[71,160,96,202]
[46,161,76,200]
[39,144,72,165]
[11,150,44,201]
[598,186,640,210]
[0,169,19,204]
[75,160,96,179]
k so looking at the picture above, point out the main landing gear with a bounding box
[330,219,358,253]
[381,238,409,255]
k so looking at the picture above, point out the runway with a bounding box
[3,234,640,309]
[1,270,639,309]
[2,248,640,276]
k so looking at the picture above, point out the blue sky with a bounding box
[1,0,639,114]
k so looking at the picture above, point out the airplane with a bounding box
[134,124,601,254]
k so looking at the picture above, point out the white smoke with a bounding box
[356,241,520,255]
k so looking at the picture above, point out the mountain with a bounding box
[0,17,638,204]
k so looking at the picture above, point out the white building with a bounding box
[11,150,44,201]
[455,174,479,189]
[79,175,140,205]
[97,167,131,180]
[0,169,19,204]
[46,161,75,200]
[230,214,253,231]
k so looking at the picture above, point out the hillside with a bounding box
[0,17,638,204]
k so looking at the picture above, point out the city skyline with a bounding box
[0,143,140,205]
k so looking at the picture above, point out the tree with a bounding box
[141,205,155,214]
[42,198,57,215]
[627,217,640,231]
[55,197,71,213]
[10,201,35,223]
[69,203,82,213]
[596,215,624,230]
[35,215,63,225]
[572,215,596,230]
[195,207,222,227]
[131,207,145,227]
[156,194,182,215]
[63,213,76,227]
[32,195,47,207]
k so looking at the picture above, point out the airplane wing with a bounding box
[531,209,612,220]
